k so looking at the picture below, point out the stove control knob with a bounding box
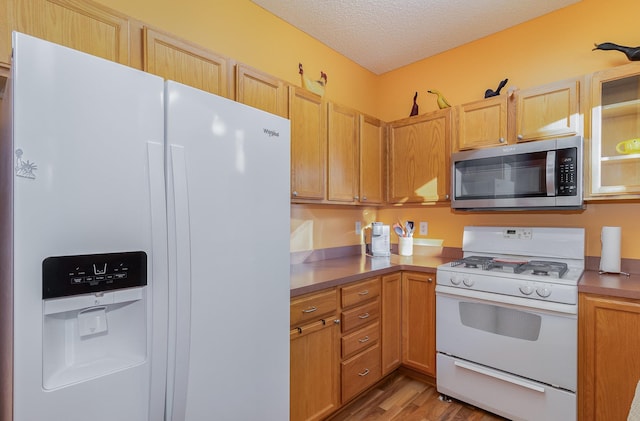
[519,285,534,295]
[463,278,474,287]
[450,276,461,286]
[536,287,552,298]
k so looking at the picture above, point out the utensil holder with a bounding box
[398,237,413,256]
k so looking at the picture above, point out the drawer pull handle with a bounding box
[302,306,317,314]
[358,336,370,343]
[358,368,370,377]
[358,290,369,296]
[358,312,370,319]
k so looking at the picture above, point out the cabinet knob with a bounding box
[517,134,524,140]
[428,277,433,283]
[362,196,367,201]
[354,195,359,200]
[334,319,341,325]
[445,194,450,200]
[499,137,506,143]
[292,191,298,197]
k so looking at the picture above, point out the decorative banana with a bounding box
[299,63,328,96]
[427,89,451,109]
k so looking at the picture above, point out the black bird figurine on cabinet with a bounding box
[593,42,640,61]
[484,78,509,98]
[410,92,419,116]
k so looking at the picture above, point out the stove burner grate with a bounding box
[451,255,494,269]
[515,260,568,278]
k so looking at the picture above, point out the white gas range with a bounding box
[435,226,585,421]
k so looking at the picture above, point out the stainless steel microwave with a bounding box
[451,136,583,210]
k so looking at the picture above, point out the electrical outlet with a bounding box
[419,222,428,236]
[355,221,362,235]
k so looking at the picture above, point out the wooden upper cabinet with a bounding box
[588,63,640,198]
[235,63,288,118]
[8,0,130,65]
[359,115,385,204]
[1,0,10,66]
[143,26,229,97]
[388,109,451,203]
[290,86,326,201]
[455,95,508,150]
[327,102,359,203]
[515,77,581,142]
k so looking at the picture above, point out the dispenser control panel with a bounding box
[42,251,147,299]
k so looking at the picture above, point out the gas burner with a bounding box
[451,256,494,269]
[515,260,568,278]
[486,259,528,273]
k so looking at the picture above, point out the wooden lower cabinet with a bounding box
[339,277,382,403]
[381,272,402,374]
[401,271,436,376]
[290,271,438,419]
[579,293,640,421]
[290,290,340,421]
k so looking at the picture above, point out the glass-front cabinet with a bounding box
[590,63,640,197]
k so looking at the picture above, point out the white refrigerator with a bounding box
[0,32,290,421]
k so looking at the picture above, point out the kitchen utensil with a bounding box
[616,138,640,154]
[393,223,405,237]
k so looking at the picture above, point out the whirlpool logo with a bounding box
[263,128,280,138]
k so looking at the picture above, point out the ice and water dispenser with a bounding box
[42,251,148,390]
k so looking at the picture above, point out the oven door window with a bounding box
[459,301,541,341]
[454,151,548,200]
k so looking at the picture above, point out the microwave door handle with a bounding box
[546,150,556,196]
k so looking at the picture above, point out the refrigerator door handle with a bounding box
[167,144,192,421]
[147,140,170,421]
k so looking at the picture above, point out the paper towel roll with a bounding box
[600,226,622,273]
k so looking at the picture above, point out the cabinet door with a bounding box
[589,63,640,198]
[388,110,451,203]
[579,293,640,421]
[327,102,358,203]
[455,96,508,151]
[359,115,385,204]
[515,78,580,142]
[401,272,436,376]
[290,86,326,200]
[9,0,130,65]
[381,272,401,375]
[143,27,229,97]
[1,1,9,66]
[290,317,341,421]
[235,63,288,118]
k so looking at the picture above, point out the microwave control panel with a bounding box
[557,148,578,196]
[42,251,147,299]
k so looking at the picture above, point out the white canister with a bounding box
[398,237,413,256]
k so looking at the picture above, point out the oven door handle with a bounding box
[454,360,545,393]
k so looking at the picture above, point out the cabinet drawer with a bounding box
[341,321,379,359]
[341,298,379,333]
[341,343,381,403]
[290,289,337,327]
[341,277,380,309]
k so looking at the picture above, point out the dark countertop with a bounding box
[290,254,450,297]
[292,253,640,301]
[579,270,640,300]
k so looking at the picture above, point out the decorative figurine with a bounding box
[427,89,451,109]
[410,92,419,116]
[298,63,328,96]
[593,42,640,61]
[484,78,509,98]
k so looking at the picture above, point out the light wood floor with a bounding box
[328,372,508,421]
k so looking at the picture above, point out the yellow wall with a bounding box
[94,0,640,259]
[94,0,380,118]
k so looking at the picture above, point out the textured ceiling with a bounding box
[251,0,580,75]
